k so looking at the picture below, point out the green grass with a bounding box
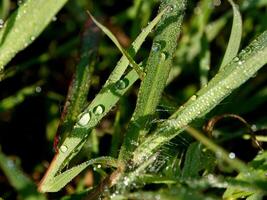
[1,0,267,199]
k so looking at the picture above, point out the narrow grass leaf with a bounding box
[39,157,118,192]
[220,0,242,70]
[133,30,267,166]
[0,0,68,78]
[0,150,46,200]
[87,11,145,79]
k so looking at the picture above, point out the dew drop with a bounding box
[160,52,166,61]
[52,16,57,21]
[17,0,23,5]
[168,4,177,12]
[78,112,91,126]
[228,152,236,159]
[212,0,221,6]
[35,86,42,93]
[251,124,257,131]
[60,145,68,153]
[152,42,161,52]
[30,36,35,41]
[97,164,102,168]
[93,105,105,115]
[190,95,197,101]
[115,79,128,90]
[0,19,4,28]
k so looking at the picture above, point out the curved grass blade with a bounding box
[133,30,267,166]
[39,157,118,192]
[220,0,242,70]
[0,0,68,79]
[87,11,145,80]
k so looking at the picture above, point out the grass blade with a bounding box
[119,0,187,162]
[87,11,145,79]
[220,0,242,70]
[133,30,267,166]
[0,0,68,79]
[0,149,46,200]
[39,157,118,192]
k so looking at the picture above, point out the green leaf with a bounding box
[220,0,242,70]
[0,149,46,200]
[133,30,267,166]
[39,157,118,192]
[87,11,146,80]
[0,0,68,78]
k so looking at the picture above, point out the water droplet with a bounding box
[238,60,243,65]
[213,0,221,6]
[35,86,42,93]
[190,95,197,101]
[152,42,161,52]
[97,164,101,168]
[228,152,236,159]
[78,112,91,126]
[0,19,4,28]
[30,36,35,41]
[160,52,166,61]
[60,145,68,153]
[52,16,57,21]
[168,4,177,12]
[115,79,128,90]
[93,105,105,115]
[17,0,23,5]
[251,124,257,131]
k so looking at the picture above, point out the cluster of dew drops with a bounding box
[59,78,129,153]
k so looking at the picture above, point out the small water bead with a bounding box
[190,95,197,101]
[30,36,35,41]
[115,79,128,90]
[35,86,42,93]
[60,145,68,153]
[93,104,105,115]
[228,152,236,159]
[167,4,177,12]
[78,112,91,126]
[0,19,4,28]
[152,42,161,52]
[97,164,102,168]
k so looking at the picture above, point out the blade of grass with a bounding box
[54,18,101,149]
[220,0,242,70]
[87,11,145,80]
[119,0,187,162]
[133,30,267,167]
[0,0,68,79]
[0,149,46,200]
[39,157,118,192]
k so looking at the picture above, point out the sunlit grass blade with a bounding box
[220,0,242,70]
[0,0,68,79]
[133,30,267,166]
[119,0,187,162]
[87,11,145,79]
[39,157,118,192]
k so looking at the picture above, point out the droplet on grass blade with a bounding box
[78,112,91,126]
[93,105,105,115]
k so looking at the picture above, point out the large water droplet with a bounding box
[190,95,197,101]
[78,112,91,126]
[115,79,128,90]
[60,145,68,153]
[152,42,161,52]
[93,105,105,115]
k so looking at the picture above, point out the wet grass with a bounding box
[1,0,267,199]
